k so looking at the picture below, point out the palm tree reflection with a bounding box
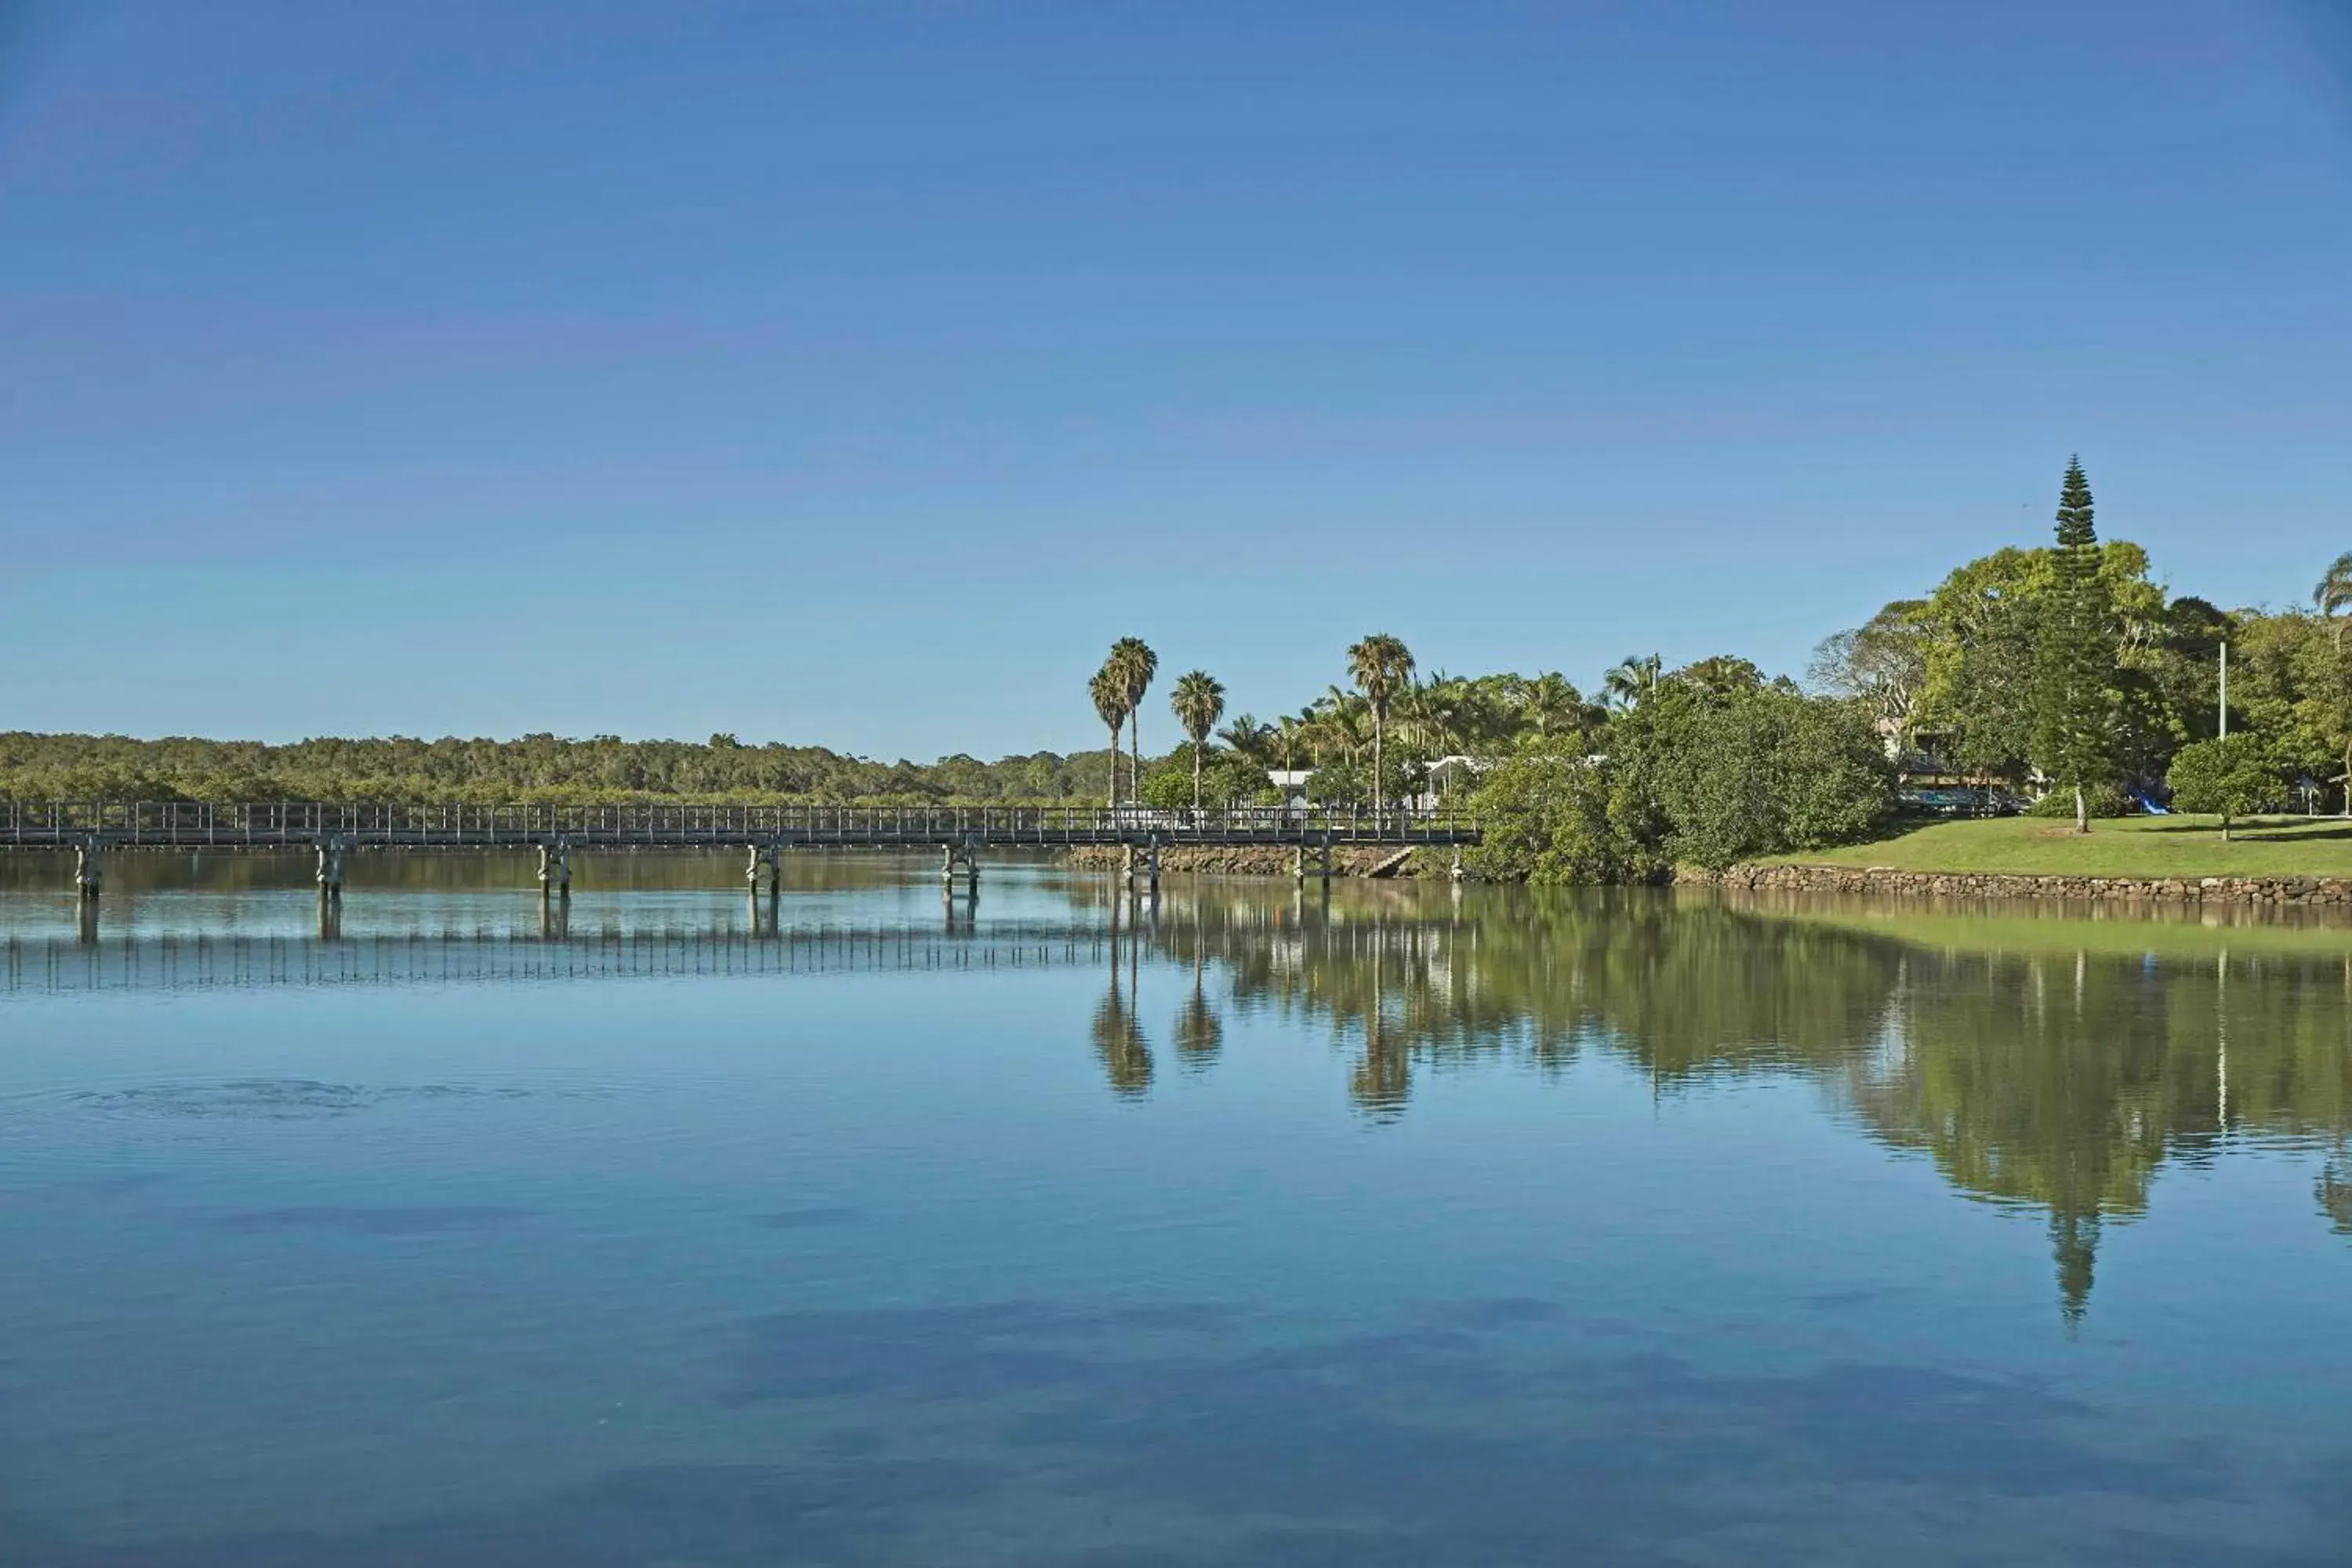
[1092,894,1153,1097]
[1173,946,1222,1073]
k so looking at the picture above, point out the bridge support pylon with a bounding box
[538,837,572,901]
[941,837,979,891]
[73,835,103,901]
[747,840,782,899]
[316,835,350,899]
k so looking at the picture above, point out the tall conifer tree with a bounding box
[2031,457,2117,832]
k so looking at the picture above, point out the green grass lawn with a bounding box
[1778,813,2352,878]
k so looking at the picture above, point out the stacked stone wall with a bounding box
[1690,862,2352,905]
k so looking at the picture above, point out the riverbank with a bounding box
[1695,860,2352,906]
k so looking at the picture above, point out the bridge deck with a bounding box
[0,801,1479,850]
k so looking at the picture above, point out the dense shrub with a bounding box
[1465,746,1664,885]
[1640,688,1894,869]
[1467,688,1893,881]
[2024,783,2133,818]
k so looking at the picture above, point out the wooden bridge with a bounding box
[0,800,1480,897]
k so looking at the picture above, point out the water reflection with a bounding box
[6,851,2350,1324]
[1119,881,2352,1319]
[1092,894,1152,1096]
[1173,944,1223,1073]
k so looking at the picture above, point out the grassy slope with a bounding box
[1775,814,2352,878]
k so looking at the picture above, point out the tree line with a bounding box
[0,731,1122,807]
[6,456,2338,873]
[1081,456,2352,878]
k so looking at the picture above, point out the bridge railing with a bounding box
[0,800,1479,846]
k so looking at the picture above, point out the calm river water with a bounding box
[2,853,2349,1566]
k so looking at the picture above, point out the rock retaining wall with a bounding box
[1693,862,2352,905]
[1062,845,1441,878]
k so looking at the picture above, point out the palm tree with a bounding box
[1275,713,1308,771]
[1602,653,1662,711]
[2316,554,2352,626]
[2316,556,2352,812]
[1510,671,1589,739]
[1169,670,1227,811]
[1089,666,1127,808]
[1107,637,1158,804]
[1680,654,1764,697]
[1217,713,1274,765]
[1308,691,1370,769]
[1345,633,1416,818]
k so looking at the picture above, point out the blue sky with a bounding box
[3,1,2348,759]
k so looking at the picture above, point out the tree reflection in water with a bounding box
[1091,894,1153,1098]
[1171,944,1223,1073]
[1093,880,2352,1320]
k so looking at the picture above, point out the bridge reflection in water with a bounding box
[1,920,1135,993]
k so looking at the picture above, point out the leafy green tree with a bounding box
[2230,611,2343,800]
[2166,735,2284,840]
[1809,600,1929,750]
[2030,458,2118,831]
[2313,554,2352,809]
[1142,745,1270,809]
[2154,596,2234,746]
[1345,633,1415,818]
[1168,670,1226,810]
[1305,757,1367,808]
[1907,535,2162,788]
